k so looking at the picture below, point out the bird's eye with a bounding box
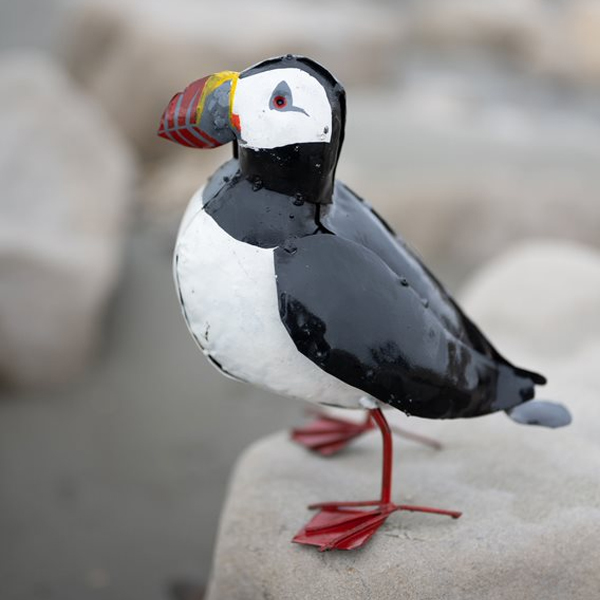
[273,95,287,109]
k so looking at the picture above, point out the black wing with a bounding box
[319,181,545,385]
[275,234,539,420]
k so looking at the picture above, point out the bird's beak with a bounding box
[158,71,240,148]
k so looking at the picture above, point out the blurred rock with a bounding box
[61,0,404,159]
[460,240,600,364]
[206,241,600,600]
[0,53,136,389]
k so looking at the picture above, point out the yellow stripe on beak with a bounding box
[195,70,239,125]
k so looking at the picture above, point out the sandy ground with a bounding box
[0,224,305,600]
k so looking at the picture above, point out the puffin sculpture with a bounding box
[159,55,571,551]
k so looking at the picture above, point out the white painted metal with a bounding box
[232,68,332,150]
[173,187,366,409]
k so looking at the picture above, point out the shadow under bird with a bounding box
[158,55,571,551]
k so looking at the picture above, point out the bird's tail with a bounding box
[506,400,572,429]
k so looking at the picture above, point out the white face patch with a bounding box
[232,68,332,150]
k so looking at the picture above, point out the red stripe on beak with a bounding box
[157,76,214,148]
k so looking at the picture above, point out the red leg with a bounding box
[291,409,441,456]
[293,408,461,551]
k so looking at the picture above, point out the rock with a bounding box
[205,241,600,600]
[0,53,136,389]
[60,0,404,158]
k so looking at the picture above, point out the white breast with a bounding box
[173,187,366,409]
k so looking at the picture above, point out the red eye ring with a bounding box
[273,95,287,109]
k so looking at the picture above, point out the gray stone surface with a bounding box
[206,241,600,600]
[0,53,136,389]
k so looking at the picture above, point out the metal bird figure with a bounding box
[159,55,571,551]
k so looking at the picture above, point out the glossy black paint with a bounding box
[239,143,336,205]
[238,55,346,205]
[202,159,320,248]
[275,235,537,419]
[319,182,546,385]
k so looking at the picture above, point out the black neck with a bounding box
[238,143,337,205]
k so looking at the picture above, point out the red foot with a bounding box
[293,501,461,551]
[293,409,459,551]
[291,414,374,456]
